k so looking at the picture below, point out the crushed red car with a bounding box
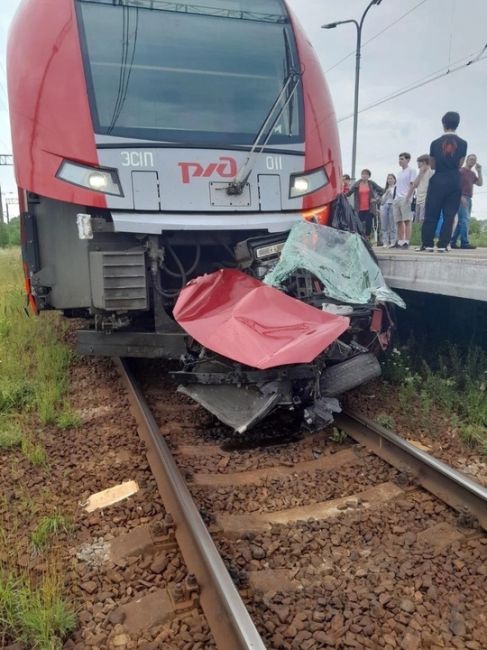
[171,222,404,434]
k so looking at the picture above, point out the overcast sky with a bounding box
[1,0,486,219]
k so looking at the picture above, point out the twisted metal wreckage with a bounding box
[172,198,406,434]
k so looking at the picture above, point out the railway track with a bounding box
[118,359,487,649]
[118,358,266,650]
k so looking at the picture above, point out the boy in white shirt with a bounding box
[393,152,417,248]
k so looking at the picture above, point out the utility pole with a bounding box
[5,199,19,225]
[0,154,16,223]
[322,0,383,180]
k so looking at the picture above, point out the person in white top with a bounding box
[392,152,417,248]
[406,154,434,223]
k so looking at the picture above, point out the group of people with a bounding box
[342,112,483,251]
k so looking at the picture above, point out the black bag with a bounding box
[330,193,365,235]
[330,194,378,264]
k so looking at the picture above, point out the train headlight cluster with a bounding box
[289,168,329,198]
[56,160,123,196]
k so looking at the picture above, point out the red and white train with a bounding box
[8,0,391,432]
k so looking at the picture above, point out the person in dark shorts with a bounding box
[420,111,467,252]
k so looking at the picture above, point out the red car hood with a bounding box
[173,269,349,370]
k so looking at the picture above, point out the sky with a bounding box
[1,0,486,219]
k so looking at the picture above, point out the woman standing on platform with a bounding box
[346,169,384,238]
[380,174,397,247]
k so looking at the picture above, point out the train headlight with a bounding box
[289,168,328,198]
[88,172,109,190]
[56,160,123,197]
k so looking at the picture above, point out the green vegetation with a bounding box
[0,569,75,649]
[410,218,487,248]
[21,437,49,467]
[0,249,77,647]
[0,218,20,248]
[330,427,347,444]
[382,344,487,453]
[375,413,396,430]
[55,408,82,430]
[31,514,71,551]
[0,417,23,449]
[469,218,487,248]
[0,249,74,428]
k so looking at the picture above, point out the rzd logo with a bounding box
[178,156,237,184]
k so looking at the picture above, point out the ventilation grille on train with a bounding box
[89,251,148,311]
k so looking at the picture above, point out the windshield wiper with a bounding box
[283,27,295,137]
[226,65,302,196]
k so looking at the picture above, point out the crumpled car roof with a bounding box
[173,268,349,370]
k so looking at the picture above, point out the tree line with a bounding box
[0,218,20,248]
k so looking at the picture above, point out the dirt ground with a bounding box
[346,380,487,486]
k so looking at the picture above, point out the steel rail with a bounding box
[117,358,266,650]
[337,409,487,531]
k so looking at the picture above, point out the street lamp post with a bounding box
[322,0,383,181]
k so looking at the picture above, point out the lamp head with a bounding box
[321,22,338,29]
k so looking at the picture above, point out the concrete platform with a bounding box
[375,247,487,302]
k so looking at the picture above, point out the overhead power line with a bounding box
[325,0,429,74]
[337,46,487,123]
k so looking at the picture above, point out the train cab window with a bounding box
[77,0,303,146]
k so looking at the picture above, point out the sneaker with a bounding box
[460,243,477,249]
[417,246,434,252]
[436,247,448,253]
[450,242,459,249]
[400,242,409,249]
[388,243,397,248]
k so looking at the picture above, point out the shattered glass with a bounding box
[264,222,406,308]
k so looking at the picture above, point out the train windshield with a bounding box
[77,0,303,146]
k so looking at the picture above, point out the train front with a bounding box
[8,0,401,433]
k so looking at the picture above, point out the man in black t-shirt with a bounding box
[420,111,467,251]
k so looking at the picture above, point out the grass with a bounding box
[0,417,23,449]
[31,514,71,551]
[55,409,81,430]
[330,427,347,444]
[0,568,76,649]
[0,249,73,428]
[382,344,487,454]
[375,413,396,430]
[21,437,49,467]
[0,250,77,647]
